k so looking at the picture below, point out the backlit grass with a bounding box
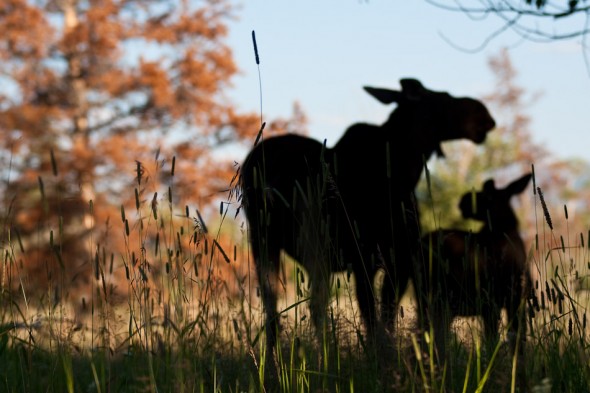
[0,156,589,392]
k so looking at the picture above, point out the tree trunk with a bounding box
[63,0,95,231]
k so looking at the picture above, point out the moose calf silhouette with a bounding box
[240,79,496,360]
[417,173,533,366]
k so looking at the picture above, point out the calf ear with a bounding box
[506,173,533,196]
[363,87,402,104]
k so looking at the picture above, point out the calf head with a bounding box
[459,173,533,226]
[364,79,496,153]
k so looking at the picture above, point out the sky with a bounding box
[225,1,590,163]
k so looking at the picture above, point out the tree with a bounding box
[426,0,590,41]
[0,0,300,306]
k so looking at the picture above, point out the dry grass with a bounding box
[0,156,589,392]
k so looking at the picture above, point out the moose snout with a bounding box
[474,117,496,143]
[483,118,496,133]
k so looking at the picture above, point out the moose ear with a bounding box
[400,78,426,100]
[363,86,402,104]
[505,173,532,196]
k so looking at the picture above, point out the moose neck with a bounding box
[383,111,441,190]
[481,208,519,237]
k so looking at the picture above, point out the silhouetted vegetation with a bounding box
[240,78,496,384]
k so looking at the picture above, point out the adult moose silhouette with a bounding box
[240,79,496,361]
[417,174,532,376]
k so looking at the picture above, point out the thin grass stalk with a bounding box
[474,336,503,392]
[411,333,429,392]
[461,347,473,393]
[90,360,103,393]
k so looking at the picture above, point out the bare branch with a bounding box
[426,0,590,41]
[439,13,523,52]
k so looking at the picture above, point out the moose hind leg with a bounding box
[482,306,501,345]
[254,244,282,355]
[354,265,378,343]
[381,274,409,332]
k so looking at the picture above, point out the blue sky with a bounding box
[225,1,590,162]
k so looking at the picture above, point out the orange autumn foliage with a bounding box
[0,0,305,309]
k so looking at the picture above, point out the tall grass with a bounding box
[0,154,589,392]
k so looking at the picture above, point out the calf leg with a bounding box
[432,303,453,366]
[508,295,528,391]
[481,305,503,369]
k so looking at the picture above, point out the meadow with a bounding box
[0,157,589,393]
